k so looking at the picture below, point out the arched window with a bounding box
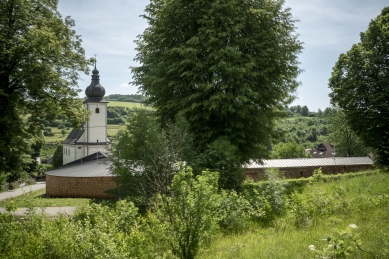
[95,107,100,113]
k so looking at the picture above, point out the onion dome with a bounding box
[85,59,105,101]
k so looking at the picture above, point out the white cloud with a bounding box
[119,83,129,88]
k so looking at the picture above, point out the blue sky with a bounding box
[58,0,388,111]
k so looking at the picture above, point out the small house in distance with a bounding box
[306,143,335,158]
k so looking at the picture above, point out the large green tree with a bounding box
[132,0,302,163]
[329,7,389,166]
[0,0,90,173]
[327,110,368,157]
[270,142,309,159]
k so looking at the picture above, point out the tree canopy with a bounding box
[0,0,90,173]
[270,142,309,159]
[328,7,389,166]
[327,110,368,157]
[132,0,302,163]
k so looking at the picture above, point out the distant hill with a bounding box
[104,94,146,103]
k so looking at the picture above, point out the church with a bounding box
[62,63,112,165]
[46,64,116,198]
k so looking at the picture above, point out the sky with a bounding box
[57,0,388,111]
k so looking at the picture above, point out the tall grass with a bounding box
[1,170,388,258]
[197,171,389,258]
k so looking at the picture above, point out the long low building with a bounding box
[244,157,374,181]
[46,155,375,198]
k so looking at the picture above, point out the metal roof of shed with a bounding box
[245,157,373,169]
[47,157,112,177]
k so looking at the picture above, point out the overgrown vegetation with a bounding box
[1,169,387,258]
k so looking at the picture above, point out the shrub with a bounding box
[107,118,124,124]
[43,130,54,136]
[151,167,221,259]
[262,168,288,216]
[243,186,273,224]
[289,192,315,228]
[218,190,252,233]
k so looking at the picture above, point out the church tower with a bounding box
[62,61,112,165]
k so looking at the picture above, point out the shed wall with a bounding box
[46,175,116,198]
[244,164,374,181]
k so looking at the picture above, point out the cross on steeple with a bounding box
[94,54,97,69]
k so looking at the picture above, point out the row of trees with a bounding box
[288,106,335,118]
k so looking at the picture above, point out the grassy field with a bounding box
[108,101,149,109]
[197,172,389,258]
[0,189,92,208]
[107,124,123,136]
[44,127,68,143]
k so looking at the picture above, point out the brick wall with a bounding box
[46,175,116,198]
[244,164,374,181]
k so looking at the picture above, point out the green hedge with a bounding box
[243,169,380,193]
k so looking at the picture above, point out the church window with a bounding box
[95,107,100,113]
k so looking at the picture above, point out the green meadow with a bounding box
[1,170,388,258]
[107,101,148,109]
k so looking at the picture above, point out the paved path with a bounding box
[0,182,76,216]
[0,181,46,201]
[0,207,77,217]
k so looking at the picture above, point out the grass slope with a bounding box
[198,172,389,258]
[0,189,91,208]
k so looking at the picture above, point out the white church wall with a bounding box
[84,102,108,144]
[63,144,76,165]
[75,145,85,161]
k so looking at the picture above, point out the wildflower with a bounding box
[349,224,358,229]
[308,245,315,251]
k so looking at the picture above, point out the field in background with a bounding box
[108,124,123,138]
[44,127,68,143]
[108,101,147,109]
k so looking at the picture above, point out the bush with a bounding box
[107,118,124,124]
[243,170,379,194]
[218,190,252,233]
[43,130,54,136]
[151,168,221,259]
[262,168,288,216]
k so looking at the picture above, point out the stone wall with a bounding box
[46,175,116,198]
[244,164,374,181]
